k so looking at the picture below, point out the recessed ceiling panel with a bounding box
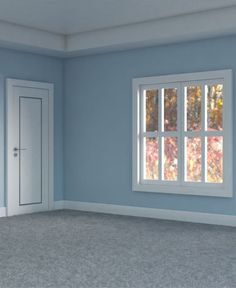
[0,0,236,34]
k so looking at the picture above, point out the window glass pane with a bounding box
[145,137,158,180]
[163,137,178,181]
[186,86,201,131]
[145,90,158,132]
[164,88,177,131]
[185,137,201,182]
[207,84,223,131]
[207,136,223,183]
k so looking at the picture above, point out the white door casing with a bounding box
[6,79,54,216]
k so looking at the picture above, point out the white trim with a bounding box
[53,201,65,210]
[2,201,236,227]
[133,70,231,86]
[0,207,6,217]
[0,6,235,56]
[2,199,236,228]
[0,202,62,217]
[6,79,54,216]
[133,70,233,197]
[2,199,236,227]
[0,20,65,56]
[62,201,236,227]
[66,6,236,56]
[48,84,54,210]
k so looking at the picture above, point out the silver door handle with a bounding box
[13,147,27,151]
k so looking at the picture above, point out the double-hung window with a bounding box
[132,70,232,197]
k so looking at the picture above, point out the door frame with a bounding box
[6,79,54,216]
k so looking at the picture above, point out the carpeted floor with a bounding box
[0,210,235,288]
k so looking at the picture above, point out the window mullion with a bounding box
[142,132,158,137]
[178,83,183,185]
[182,84,187,184]
[140,136,145,181]
[201,83,206,182]
[184,130,223,137]
[158,131,179,137]
[140,89,145,182]
[158,87,163,180]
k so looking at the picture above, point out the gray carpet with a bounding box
[0,210,235,288]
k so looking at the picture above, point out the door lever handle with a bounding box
[13,147,27,151]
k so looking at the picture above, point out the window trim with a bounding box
[132,70,233,197]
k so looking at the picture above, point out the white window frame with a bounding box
[132,70,233,197]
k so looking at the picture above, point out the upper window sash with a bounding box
[141,83,181,135]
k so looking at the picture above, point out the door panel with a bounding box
[19,97,42,205]
[7,79,53,216]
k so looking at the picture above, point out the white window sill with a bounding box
[132,182,232,198]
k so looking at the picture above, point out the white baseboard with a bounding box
[0,202,64,217]
[0,207,7,217]
[53,200,236,227]
[1,201,235,227]
[53,200,65,210]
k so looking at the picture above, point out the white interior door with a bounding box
[7,79,54,216]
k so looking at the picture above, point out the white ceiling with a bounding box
[0,0,236,34]
[0,0,236,56]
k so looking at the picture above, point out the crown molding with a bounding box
[0,20,65,57]
[66,5,236,56]
[0,6,236,57]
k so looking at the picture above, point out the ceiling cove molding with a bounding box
[0,20,65,56]
[66,6,236,56]
[0,6,236,57]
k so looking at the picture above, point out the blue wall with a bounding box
[3,37,234,214]
[64,36,236,215]
[0,48,64,206]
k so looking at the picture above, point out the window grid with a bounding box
[140,83,225,185]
